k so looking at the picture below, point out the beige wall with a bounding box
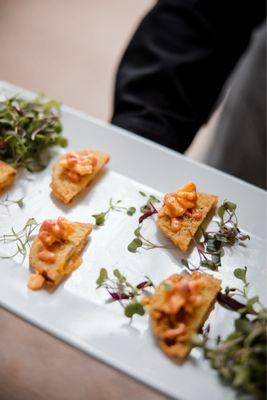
[0,0,154,121]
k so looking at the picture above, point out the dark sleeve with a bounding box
[111,0,265,153]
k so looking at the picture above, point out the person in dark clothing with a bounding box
[111,0,266,188]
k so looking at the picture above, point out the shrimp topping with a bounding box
[60,150,97,182]
[162,181,202,232]
[38,217,74,262]
[142,272,206,340]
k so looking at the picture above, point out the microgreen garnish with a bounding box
[128,224,167,252]
[96,268,153,318]
[139,191,160,213]
[127,192,164,252]
[193,267,266,398]
[0,218,39,261]
[139,202,158,223]
[181,200,250,271]
[92,198,136,226]
[181,237,219,272]
[0,95,67,171]
[0,194,24,209]
[217,267,263,315]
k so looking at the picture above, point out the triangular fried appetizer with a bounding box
[157,181,217,252]
[142,272,221,360]
[28,217,92,290]
[0,160,16,191]
[51,150,110,204]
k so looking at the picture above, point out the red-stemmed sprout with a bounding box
[182,200,250,271]
[96,268,154,318]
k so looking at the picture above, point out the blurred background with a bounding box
[0,0,154,121]
[0,0,214,160]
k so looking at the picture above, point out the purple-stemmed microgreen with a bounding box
[92,198,136,226]
[128,192,165,253]
[181,236,220,271]
[217,267,264,315]
[139,201,159,223]
[139,191,160,214]
[0,95,67,171]
[193,267,266,398]
[96,268,154,318]
[181,200,250,271]
[128,223,167,253]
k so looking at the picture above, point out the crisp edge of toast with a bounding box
[157,193,218,252]
[51,151,109,204]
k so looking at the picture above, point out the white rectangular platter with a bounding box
[0,81,266,400]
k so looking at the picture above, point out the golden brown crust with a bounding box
[143,272,221,360]
[157,192,218,252]
[0,161,16,191]
[28,221,92,289]
[50,150,110,204]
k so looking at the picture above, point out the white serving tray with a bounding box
[0,81,266,400]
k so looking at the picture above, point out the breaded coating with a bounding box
[143,272,221,360]
[51,150,109,204]
[0,160,16,191]
[158,191,217,252]
[28,221,92,289]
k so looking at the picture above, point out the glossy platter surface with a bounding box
[0,81,266,400]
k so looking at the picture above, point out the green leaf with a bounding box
[113,269,122,279]
[124,302,145,318]
[128,238,143,253]
[148,194,160,203]
[224,201,237,212]
[234,267,247,283]
[25,217,38,227]
[127,207,136,216]
[226,331,243,341]
[17,197,25,209]
[235,318,252,334]
[247,296,259,307]
[96,268,108,286]
[233,365,249,388]
[134,227,141,237]
[0,95,66,170]
[43,99,61,109]
[140,205,149,213]
[217,205,226,219]
[139,191,146,197]
[92,212,106,226]
[200,260,218,270]
[237,307,248,315]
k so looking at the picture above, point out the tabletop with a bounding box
[0,308,167,400]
